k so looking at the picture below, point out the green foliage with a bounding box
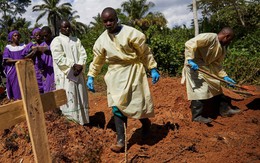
[0,39,5,52]
[148,27,193,76]
[0,0,31,17]
[81,26,109,76]
[150,36,183,76]
[223,29,260,85]
[198,0,260,38]
[121,0,155,21]
[0,16,32,49]
[68,11,88,37]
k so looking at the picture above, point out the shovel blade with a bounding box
[222,86,244,100]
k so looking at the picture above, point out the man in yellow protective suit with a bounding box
[182,27,241,124]
[87,7,160,153]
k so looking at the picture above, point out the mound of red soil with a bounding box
[0,77,259,162]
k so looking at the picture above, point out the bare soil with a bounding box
[0,77,259,163]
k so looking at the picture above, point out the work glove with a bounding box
[223,76,236,87]
[151,68,160,84]
[73,64,83,76]
[188,59,199,71]
[87,76,95,92]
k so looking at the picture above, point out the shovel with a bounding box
[196,67,259,96]
[197,68,250,90]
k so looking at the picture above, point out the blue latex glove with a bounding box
[151,68,160,84]
[223,76,236,87]
[188,59,199,71]
[87,76,95,92]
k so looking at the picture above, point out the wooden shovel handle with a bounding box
[188,65,245,89]
[231,89,255,96]
[197,68,237,85]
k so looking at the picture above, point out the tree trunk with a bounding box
[232,2,245,27]
[193,0,199,36]
[53,16,59,37]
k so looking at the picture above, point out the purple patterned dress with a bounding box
[40,41,55,92]
[23,42,44,93]
[3,44,26,100]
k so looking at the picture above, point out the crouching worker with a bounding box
[181,27,241,124]
[87,7,160,153]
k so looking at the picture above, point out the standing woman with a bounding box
[40,26,55,93]
[23,28,44,93]
[3,30,26,100]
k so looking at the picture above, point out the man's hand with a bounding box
[73,64,83,76]
[188,59,199,71]
[151,68,160,84]
[87,76,95,92]
[223,76,236,87]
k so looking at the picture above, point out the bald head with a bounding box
[59,19,71,36]
[101,7,117,18]
[218,27,235,46]
[101,7,120,34]
[219,27,234,38]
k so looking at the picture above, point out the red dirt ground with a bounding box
[0,77,259,163]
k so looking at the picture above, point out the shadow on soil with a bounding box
[88,112,180,150]
[127,122,179,149]
[246,98,260,110]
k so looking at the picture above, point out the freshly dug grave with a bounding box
[0,77,259,163]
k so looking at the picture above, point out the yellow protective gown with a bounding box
[50,33,89,125]
[88,25,157,119]
[181,33,228,100]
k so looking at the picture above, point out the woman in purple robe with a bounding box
[23,28,44,93]
[40,26,55,92]
[3,30,26,100]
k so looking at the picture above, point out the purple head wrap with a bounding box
[31,28,41,38]
[8,30,19,42]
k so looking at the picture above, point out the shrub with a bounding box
[223,30,260,85]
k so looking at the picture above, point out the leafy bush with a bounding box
[148,27,193,76]
[149,35,184,76]
[223,30,260,85]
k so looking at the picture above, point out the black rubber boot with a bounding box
[191,100,212,124]
[110,115,127,153]
[218,94,241,117]
[139,118,151,138]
